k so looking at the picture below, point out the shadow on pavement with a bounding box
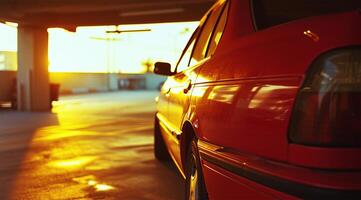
[0,111,59,200]
[0,91,184,200]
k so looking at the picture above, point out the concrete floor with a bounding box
[0,91,184,200]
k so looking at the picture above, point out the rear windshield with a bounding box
[252,0,361,30]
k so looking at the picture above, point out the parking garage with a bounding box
[0,0,214,199]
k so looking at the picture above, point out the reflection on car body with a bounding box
[153,0,361,199]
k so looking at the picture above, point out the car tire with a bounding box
[185,139,208,200]
[154,116,171,161]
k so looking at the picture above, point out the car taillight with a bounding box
[289,46,361,147]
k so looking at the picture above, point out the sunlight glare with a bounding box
[0,23,17,51]
[49,156,96,169]
[48,22,198,73]
[0,21,198,73]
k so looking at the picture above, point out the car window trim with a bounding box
[174,27,199,72]
[250,0,259,31]
[186,1,226,70]
[205,0,230,57]
[175,1,228,74]
[174,11,212,74]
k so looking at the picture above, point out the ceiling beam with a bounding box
[0,0,215,28]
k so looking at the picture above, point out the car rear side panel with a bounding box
[190,8,361,200]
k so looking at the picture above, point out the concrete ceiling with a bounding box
[0,0,215,28]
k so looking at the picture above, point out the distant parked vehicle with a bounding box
[153,0,361,199]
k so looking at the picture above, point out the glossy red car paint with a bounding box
[155,0,361,199]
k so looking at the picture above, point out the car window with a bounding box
[190,2,225,66]
[176,39,196,72]
[252,0,361,30]
[207,2,229,57]
[174,26,200,72]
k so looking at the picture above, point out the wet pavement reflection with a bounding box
[0,91,184,200]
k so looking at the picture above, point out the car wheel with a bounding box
[185,139,208,200]
[154,116,170,161]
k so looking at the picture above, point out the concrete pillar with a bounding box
[17,26,50,111]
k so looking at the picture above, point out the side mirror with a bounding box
[154,62,174,76]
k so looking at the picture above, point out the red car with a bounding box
[153,0,361,199]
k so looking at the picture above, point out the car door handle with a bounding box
[183,80,192,94]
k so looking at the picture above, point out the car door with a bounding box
[159,27,200,168]
[156,81,169,127]
[156,27,200,139]
[167,1,228,167]
[194,0,292,163]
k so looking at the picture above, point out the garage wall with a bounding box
[0,72,165,100]
[50,72,110,94]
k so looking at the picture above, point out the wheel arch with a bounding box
[180,120,198,171]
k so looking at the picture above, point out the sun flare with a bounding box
[0,21,198,73]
